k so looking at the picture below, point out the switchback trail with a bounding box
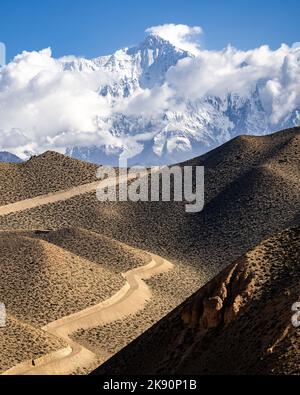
[0,174,174,375]
[3,253,173,375]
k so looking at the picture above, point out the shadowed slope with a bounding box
[0,152,22,164]
[93,226,300,375]
[1,128,298,279]
[30,227,151,273]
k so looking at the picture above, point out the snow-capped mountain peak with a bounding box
[128,33,190,60]
[63,34,300,165]
[1,26,299,165]
[100,33,190,90]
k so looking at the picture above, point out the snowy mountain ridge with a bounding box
[64,34,300,165]
[1,25,299,165]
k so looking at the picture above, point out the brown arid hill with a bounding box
[25,227,151,274]
[0,231,130,326]
[0,313,67,373]
[0,127,299,374]
[0,151,98,205]
[93,226,300,375]
[1,127,299,279]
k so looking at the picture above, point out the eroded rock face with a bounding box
[180,261,255,335]
[200,296,223,330]
[93,227,300,376]
[224,294,244,325]
[168,228,300,375]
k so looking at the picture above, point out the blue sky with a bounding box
[0,0,300,61]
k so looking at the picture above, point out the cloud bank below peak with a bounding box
[0,24,299,163]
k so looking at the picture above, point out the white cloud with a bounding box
[116,83,176,117]
[0,25,300,160]
[146,24,202,55]
[165,43,300,122]
[259,52,300,123]
[0,48,118,158]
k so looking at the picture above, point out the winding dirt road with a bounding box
[4,253,173,375]
[0,174,174,375]
[0,171,142,217]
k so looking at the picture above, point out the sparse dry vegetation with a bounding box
[0,127,299,375]
[94,226,300,375]
[72,263,207,358]
[0,233,126,326]
[0,151,98,205]
[0,314,67,373]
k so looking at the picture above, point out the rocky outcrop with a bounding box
[180,261,255,334]
[93,226,300,375]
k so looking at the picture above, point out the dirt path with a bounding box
[0,174,174,375]
[0,171,142,217]
[3,253,173,375]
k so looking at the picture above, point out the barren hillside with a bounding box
[1,127,299,278]
[0,127,299,374]
[0,313,67,374]
[0,151,97,205]
[94,226,300,375]
[0,232,128,326]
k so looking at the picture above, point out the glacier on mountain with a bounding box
[64,34,300,165]
[1,26,300,165]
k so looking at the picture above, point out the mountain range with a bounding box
[0,152,22,163]
[1,31,300,165]
[62,34,300,165]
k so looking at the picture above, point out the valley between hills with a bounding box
[0,127,299,375]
